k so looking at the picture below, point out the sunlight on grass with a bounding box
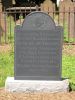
[62,55,75,90]
[0,46,14,87]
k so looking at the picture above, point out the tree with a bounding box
[15,0,45,6]
[15,0,57,6]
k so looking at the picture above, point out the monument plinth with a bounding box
[5,11,69,92]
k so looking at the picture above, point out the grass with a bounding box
[62,55,75,90]
[63,23,75,43]
[0,45,14,87]
[0,45,75,91]
[1,16,15,44]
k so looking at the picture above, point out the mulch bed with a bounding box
[0,88,75,100]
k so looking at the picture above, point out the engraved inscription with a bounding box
[15,11,63,80]
[34,17,44,28]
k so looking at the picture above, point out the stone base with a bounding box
[5,77,69,93]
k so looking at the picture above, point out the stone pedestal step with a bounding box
[5,77,69,93]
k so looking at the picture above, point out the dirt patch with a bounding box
[63,44,75,56]
[0,88,75,100]
[0,44,12,53]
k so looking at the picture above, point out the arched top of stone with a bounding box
[22,11,56,30]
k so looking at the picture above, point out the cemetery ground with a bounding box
[0,44,75,90]
[0,88,75,100]
[0,14,75,99]
[0,44,75,100]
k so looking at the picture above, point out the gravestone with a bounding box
[5,11,69,92]
[41,0,55,18]
[14,11,63,80]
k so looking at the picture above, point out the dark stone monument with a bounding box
[14,11,63,80]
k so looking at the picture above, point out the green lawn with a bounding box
[0,45,14,87]
[62,55,75,90]
[0,45,75,90]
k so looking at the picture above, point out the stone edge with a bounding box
[5,77,69,93]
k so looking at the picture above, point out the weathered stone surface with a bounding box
[5,77,69,92]
[14,11,63,80]
[41,0,55,18]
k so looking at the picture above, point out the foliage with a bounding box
[15,0,57,6]
[15,0,45,6]
[0,45,14,87]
